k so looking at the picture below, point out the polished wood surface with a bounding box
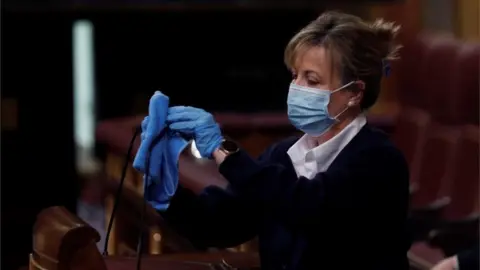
[104,252,260,270]
[28,206,260,270]
[30,206,107,270]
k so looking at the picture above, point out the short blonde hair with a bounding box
[285,11,401,109]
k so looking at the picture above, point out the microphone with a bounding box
[102,125,168,270]
[103,126,142,256]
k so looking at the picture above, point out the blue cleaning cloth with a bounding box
[133,91,189,211]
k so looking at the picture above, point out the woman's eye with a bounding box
[292,74,298,80]
[307,80,319,85]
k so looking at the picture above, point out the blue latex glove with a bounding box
[167,106,223,158]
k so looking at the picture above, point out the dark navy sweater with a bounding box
[458,243,479,270]
[163,124,411,269]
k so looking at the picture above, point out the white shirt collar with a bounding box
[287,114,367,179]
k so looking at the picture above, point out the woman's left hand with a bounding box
[167,106,223,158]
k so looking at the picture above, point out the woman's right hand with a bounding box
[167,106,224,158]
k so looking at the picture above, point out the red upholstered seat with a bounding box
[392,108,430,189]
[397,34,432,109]
[421,38,460,124]
[394,36,460,191]
[407,39,479,262]
[450,43,480,125]
[410,125,459,210]
[423,126,479,257]
[439,44,480,222]
[410,38,463,210]
[442,125,479,221]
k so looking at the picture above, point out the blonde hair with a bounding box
[285,11,401,109]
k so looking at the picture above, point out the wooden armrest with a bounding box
[31,206,108,270]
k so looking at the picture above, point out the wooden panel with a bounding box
[1,98,18,130]
[455,0,480,41]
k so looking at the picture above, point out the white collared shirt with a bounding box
[287,114,367,179]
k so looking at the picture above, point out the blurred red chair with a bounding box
[421,38,461,124]
[409,125,460,240]
[416,42,479,219]
[442,125,479,221]
[408,38,462,237]
[407,40,479,268]
[396,34,432,109]
[392,108,430,191]
[428,125,479,256]
[408,126,478,267]
[393,36,459,191]
[450,43,480,125]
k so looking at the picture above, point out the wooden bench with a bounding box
[29,206,260,270]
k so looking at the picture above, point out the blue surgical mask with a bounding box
[287,82,354,136]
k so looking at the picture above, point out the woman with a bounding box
[161,11,410,270]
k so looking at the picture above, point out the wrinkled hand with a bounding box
[167,106,223,158]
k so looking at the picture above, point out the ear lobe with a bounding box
[348,95,363,107]
[350,87,364,107]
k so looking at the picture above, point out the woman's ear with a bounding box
[355,80,365,90]
[349,89,364,107]
[350,80,365,106]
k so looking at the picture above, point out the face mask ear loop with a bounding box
[328,81,356,121]
[331,81,355,94]
[332,105,350,122]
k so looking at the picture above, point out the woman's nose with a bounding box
[292,78,306,87]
